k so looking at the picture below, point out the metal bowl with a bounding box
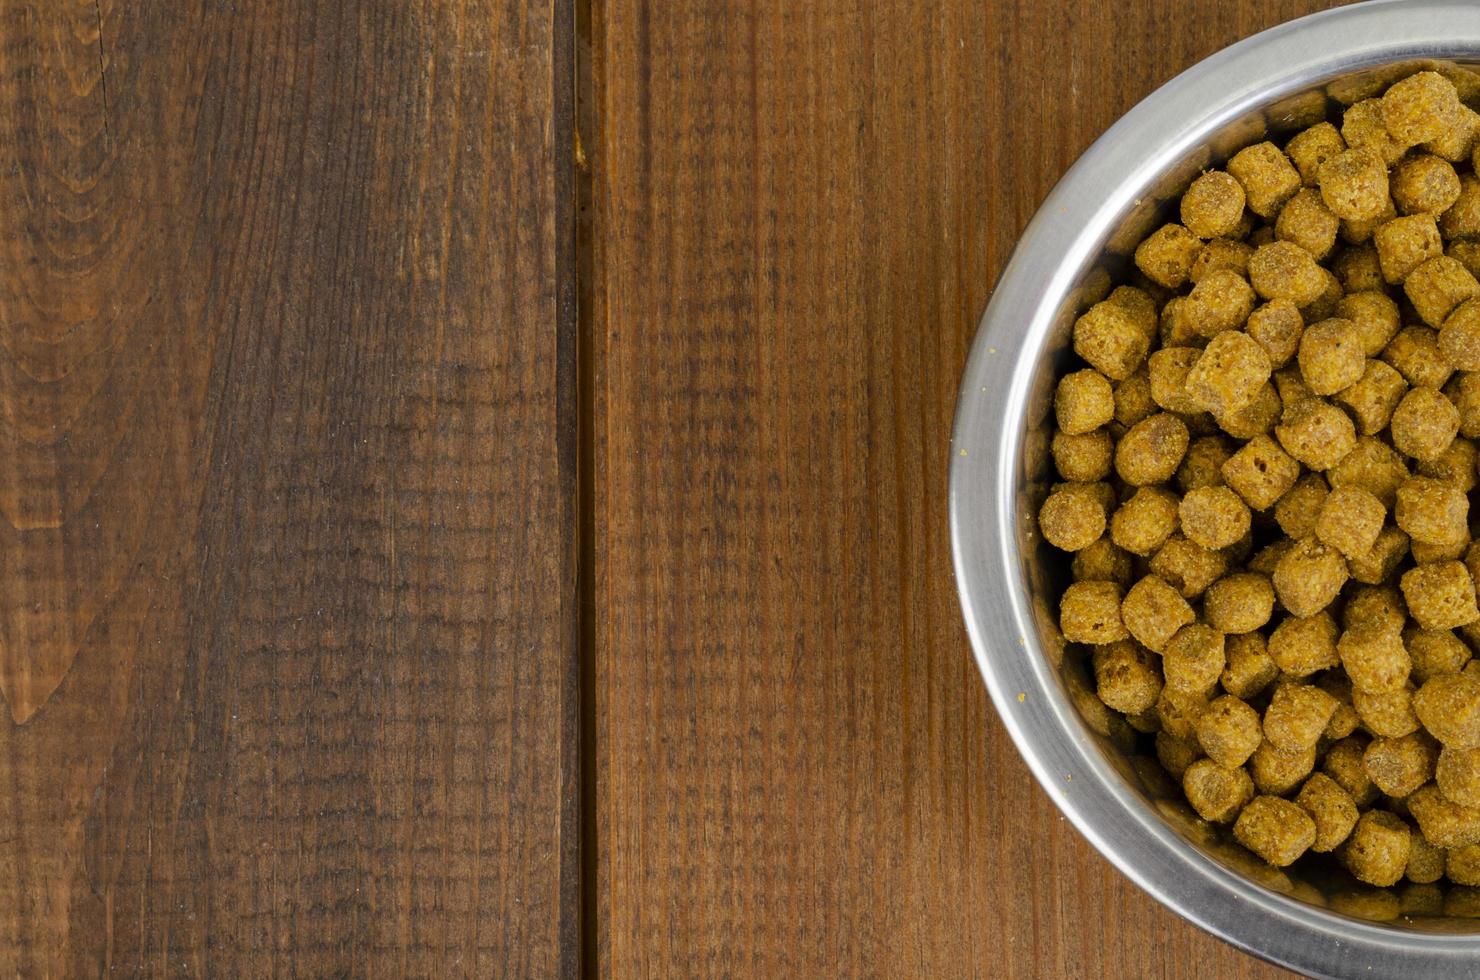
[950,2,1480,977]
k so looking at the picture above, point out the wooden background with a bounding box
[0,0,1368,977]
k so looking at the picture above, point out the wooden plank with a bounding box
[592,1,1353,975]
[0,0,577,974]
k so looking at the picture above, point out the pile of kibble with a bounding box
[1040,68,1480,908]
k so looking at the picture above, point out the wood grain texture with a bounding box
[0,0,577,975]
[592,1,1353,976]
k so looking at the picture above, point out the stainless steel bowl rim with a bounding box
[951,3,1480,977]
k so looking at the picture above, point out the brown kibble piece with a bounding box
[1395,475,1467,546]
[1405,255,1480,328]
[1314,485,1385,559]
[1383,325,1454,390]
[1185,332,1271,414]
[1409,784,1480,847]
[1269,611,1340,677]
[1059,580,1128,645]
[1150,535,1227,598]
[1392,153,1463,215]
[1222,632,1279,699]
[1222,435,1300,510]
[1177,435,1233,492]
[1195,695,1262,769]
[1178,486,1249,550]
[1038,484,1108,552]
[1155,730,1203,779]
[1275,473,1329,539]
[1448,844,1480,886]
[1335,360,1407,435]
[1344,97,1414,166]
[1348,526,1412,585]
[1418,436,1478,492]
[1228,142,1301,218]
[1382,71,1463,146]
[1235,795,1316,867]
[1184,270,1257,338]
[1071,536,1133,586]
[1337,291,1401,358]
[1052,430,1114,482]
[1183,758,1255,823]
[1326,735,1381,806]
[1438,745,1480,808]
[1401,561,1480,630]
[1115,413,1189,485]
[1135,223,1203,289]
[1443,297,1480,371]
[1273,537,1349,618]
[1345,585,1409,634]
[1181,171,1246,239]
[1276,188,1339,259]
[1445,174,1480,241]
[1204,573,1274,634]
[1287,122,1345,187]
[1414,673,1480,748]
[1352,685,1419,738]
[1121,574,1195,654]
[1296,318,1366,396]
[1113,369,1156,428]
[1212,382,1281,440]
[1191,238,1254,282]
[1148,348,1203,415]
[1406,832,1446,885]
[1374,214,1444,284]
[1451,240,1480,278]
[1110,487,1180,557]
[1251,740,1317,797]
[1319,673,1362,740]
[1248,241,1327,305]
[1157,689,1210,742]
[1162,624,1225,697]
[1296,773,1359,852]
[1362,732,1436,797]
[1391,387,1461,462]
[1245,299,1303,367]
[1327,436,1410,509]
[1264,683,1338,751]
[1338,624,1411,693]
[1319,147,1390,221]
[1449,372,1480,437]
[1333,243,1385,292]
[1093,641,1163,716]
[1341,810,1411,886]
[1407,627,1472,683]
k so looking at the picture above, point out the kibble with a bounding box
[1363,731,1437,797]
[1249,241,1327,305]
[1405,255,1480,328]
[1343,810,1412,886]
[1320,147,1390,221]
[1402,560,1480,630]
[1059,580,1128,644]
[1186,331,1271,413]
[1273,536,1349,617]
[1296,773,1359,852]
[1121,574,1195,653]
[1229,142,1302,218]
[1222,632,1279,699]
[1204,573,1274,633]
[1393,153,1463,215]
[1042,70,1480,894]
[1235,795,1316,866]
[1391,386,1461,462]
[1150,534,1227,597]
[1182,171,1246,239]
[1383,326,1455,389]
[1269,611,1340,677]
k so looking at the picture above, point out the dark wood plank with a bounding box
[0,0,576,974]
[592,0,1354,975]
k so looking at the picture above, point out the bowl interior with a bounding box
[1019,57,1480,932]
